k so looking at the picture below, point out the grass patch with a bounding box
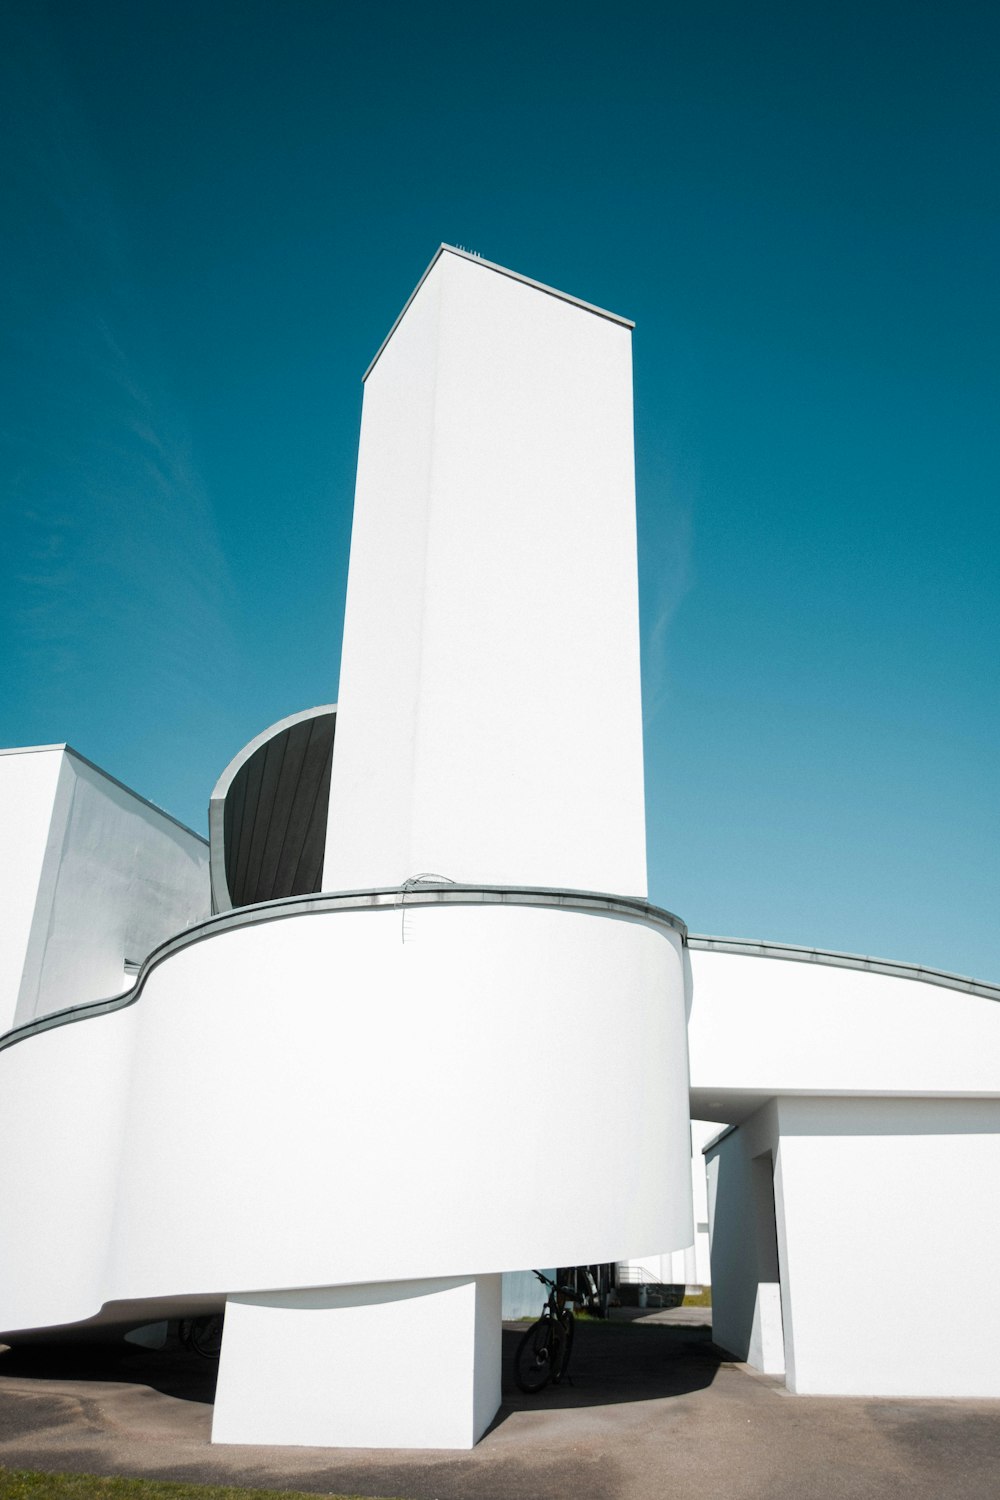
[0,1471,402,1500]
[683,1287,712,1307]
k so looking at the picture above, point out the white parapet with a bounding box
[325,247,647,897]
[213,1276,501,1450]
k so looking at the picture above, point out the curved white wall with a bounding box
[0,899,691,1339]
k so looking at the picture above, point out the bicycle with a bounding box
[178,1313,224,1358]
[513,1270,587,1393]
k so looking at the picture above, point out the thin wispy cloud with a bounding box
[1,6,237,724]
[640,497,695,728]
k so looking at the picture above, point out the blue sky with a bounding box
[2,1,997,979]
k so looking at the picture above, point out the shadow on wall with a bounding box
[707,1134,782,1365]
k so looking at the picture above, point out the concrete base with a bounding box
[212,1274,502,1450]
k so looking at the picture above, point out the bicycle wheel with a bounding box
[553,1310,575,1384]
[514,1316,556,1393]
[188,1313,224,1358]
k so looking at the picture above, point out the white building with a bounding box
[1,247,998,1447]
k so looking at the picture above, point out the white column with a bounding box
[325,246,647,898]
[212,1275,502,1450]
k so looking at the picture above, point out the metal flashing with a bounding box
[688,934,1000,1003]
[62,746,208,846]
[701,1123,738,1155]
[0,743,69,756]
[362,244,635,383]
[0,742,207,846]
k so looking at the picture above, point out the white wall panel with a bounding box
[776,1096,1000,1397]
[14,752,209,1026]
[0,748,64,1033]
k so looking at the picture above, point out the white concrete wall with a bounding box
[698,948,1000,1397]
[6,747,209,1029]
[0,1003,136,1331]
[706,1085,1000,1397]
[0,747,64,1034]
[325,248,647,897]
[213,1275,502,1449]
[774,1095,1000,1397]
[620,1118,716,1289]
[704,1104,785,1374]
[0,900,691,1339]
[688,947,1000,1108]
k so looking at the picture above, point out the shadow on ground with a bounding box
[494,1321,719,1424]
[0,1319,718,1418]
[0,1335,219,1405]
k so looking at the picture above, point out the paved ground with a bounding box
[1,1312,998,1500]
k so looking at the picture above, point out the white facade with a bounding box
[691,944,1000,1397]
[620,1116,716,1290]
[1,247,998,1446]
[0,745,209,1035]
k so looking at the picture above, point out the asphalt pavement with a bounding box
[1,1312,998,1500]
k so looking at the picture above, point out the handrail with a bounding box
[0,884,686,1055]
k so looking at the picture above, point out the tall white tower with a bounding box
[325,246,647,897]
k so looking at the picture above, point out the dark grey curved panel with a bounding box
[209,706,336,912]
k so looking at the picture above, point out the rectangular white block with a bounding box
[212,1274,502,1450]
[776,1097,1000,1398]
[325,247,647,897]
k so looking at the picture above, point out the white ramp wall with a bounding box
[325,247,647,897]
[0,894,690,1337]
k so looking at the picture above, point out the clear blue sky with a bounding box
[2,1,997,979]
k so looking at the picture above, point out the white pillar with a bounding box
[212,1275,502,1450]
[325,246,647,898]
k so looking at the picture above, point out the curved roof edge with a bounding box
[0,884,685,1056]
[209,704,338,806]
[208,704,337,914]
[688,934,1000,1003]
